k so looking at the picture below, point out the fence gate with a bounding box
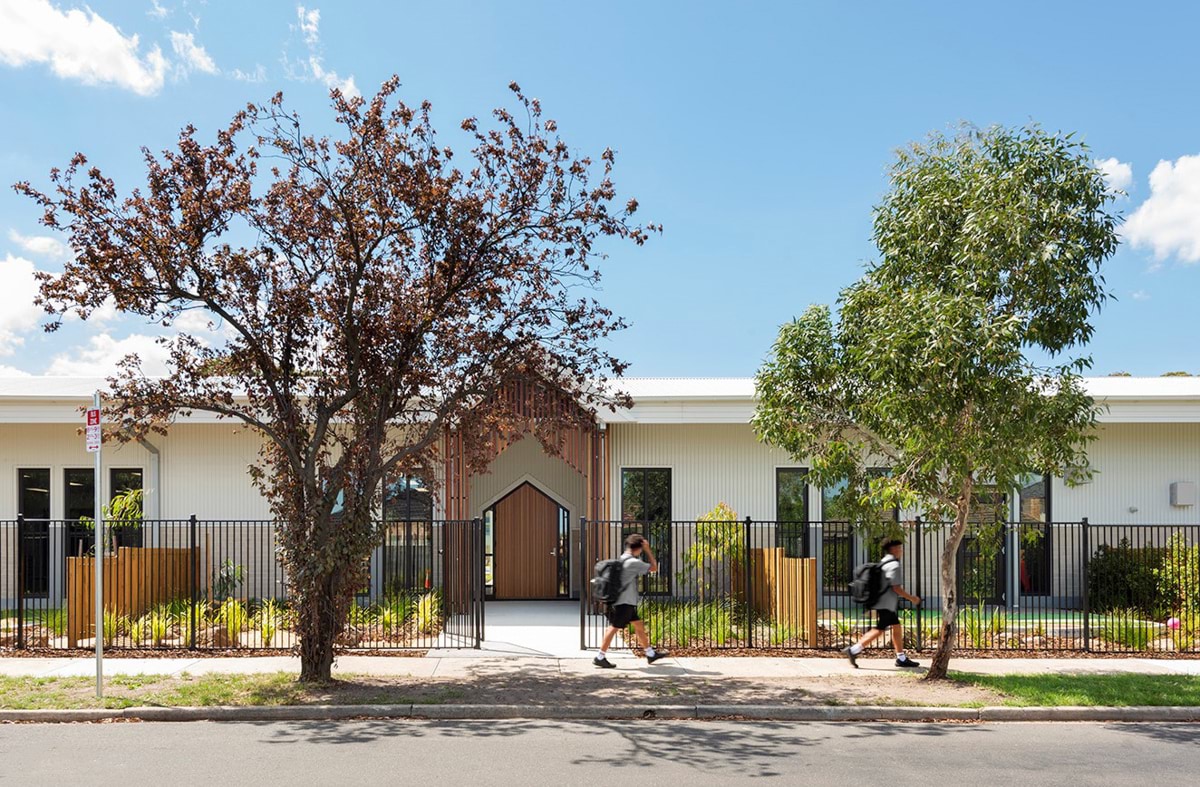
[440,518,486,649]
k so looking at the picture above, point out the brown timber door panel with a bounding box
[494,483,560,599]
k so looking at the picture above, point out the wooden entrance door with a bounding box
[492,483,562,600]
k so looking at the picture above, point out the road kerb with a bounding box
[3,704,1200,723]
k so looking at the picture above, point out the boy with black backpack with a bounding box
[592,533,670,668]
[845,537,922,668]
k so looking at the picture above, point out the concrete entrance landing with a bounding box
[429,601,584,659]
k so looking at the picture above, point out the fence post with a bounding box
[579,517,587,651]
[1081,517,1090,653]
[914,516,922,653]
[16,515,25,651]
[743,516,753,650]
[189,514,198,650]
[473,517,484,649]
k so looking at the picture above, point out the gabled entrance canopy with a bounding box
[441,378,610,523]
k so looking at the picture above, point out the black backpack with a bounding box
[849,556,892,607]
[590,558,625,606]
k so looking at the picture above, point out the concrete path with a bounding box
[428,599,584,658]
[2,653,1199,678]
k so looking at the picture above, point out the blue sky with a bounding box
[1,0,1199,378]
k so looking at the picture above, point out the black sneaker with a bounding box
[646,649,669,664]
[844,647,859,668]
[593,656,616,669]
[895,655,921,668]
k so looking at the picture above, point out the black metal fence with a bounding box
[0,517,484,651]
[581,518,1200,655]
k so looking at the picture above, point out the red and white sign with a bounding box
[85,408,101,453]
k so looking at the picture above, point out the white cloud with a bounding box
[297,6,320,46]
[1124,154,1200,264]
[1130,289,1151,302]
[0,254,45,356]
[169,30,216,75]
[231,64,267,83]
[0,364,32,377]
[288,5,360,98]
[309,57,358,98]
[0,0,168,96]
[8,229,67,259]
[1096,157,1132,195]
[45,332,174,377]
[147,1,169,20]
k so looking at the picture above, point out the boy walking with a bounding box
[593,534,670,668]
[845,538,922,668]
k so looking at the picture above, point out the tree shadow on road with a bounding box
[243,718,991,778]
[1104,722,1200,747]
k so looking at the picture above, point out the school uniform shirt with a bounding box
[616,552,652,606]
[870,554,903,612]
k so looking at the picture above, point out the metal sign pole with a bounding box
[90,392,104,699]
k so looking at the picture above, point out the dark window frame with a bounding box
[775,467,809,559]
[1017,473,1053,597]
[619,467,672,597]
[382,474,433,522]
[16,468,51,597]
[106,467,145,548]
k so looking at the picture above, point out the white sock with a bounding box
[597,651,607,659]
[849,644,863,655]
[645,646,656,657]
[897,652,908,661]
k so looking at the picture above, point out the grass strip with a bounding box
[952,672,1200,707]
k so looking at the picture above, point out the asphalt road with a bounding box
[1,719,1197,785]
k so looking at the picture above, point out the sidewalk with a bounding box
[3,653,1199,679]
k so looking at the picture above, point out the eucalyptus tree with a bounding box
[754,126,1120,678]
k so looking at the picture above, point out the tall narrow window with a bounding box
[958,485,1007,604]
[108,467,144,547]
[819,470,894,593]
[621,468,671,522]
[18,468,50,520]
[17,469,50,596]
[382,475,433,595]
[620,468,671,595]
[776,468,808,558]
[64,469,95,520]
[1017,473,1052,596]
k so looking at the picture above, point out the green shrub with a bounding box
[1155,533,1200,619]
[348,601,376,628]
[1087,539,1166,618]
[683,502,743,602]
[1098,610,1156,651]
[638,598,737,648]
[960,604,986,648]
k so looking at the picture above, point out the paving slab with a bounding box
[2,653,1199,679]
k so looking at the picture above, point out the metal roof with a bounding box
[2,375,1200,401]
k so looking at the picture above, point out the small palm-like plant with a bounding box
[255,600,282,647]
[147,607,172,647]
[102,609,126,646]
[414,591,441,634]
[217,598,248,646]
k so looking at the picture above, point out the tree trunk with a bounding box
[925,487,974,681]
[297,570,343,683]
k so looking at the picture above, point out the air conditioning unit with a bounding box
[1170,481,1196,508]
